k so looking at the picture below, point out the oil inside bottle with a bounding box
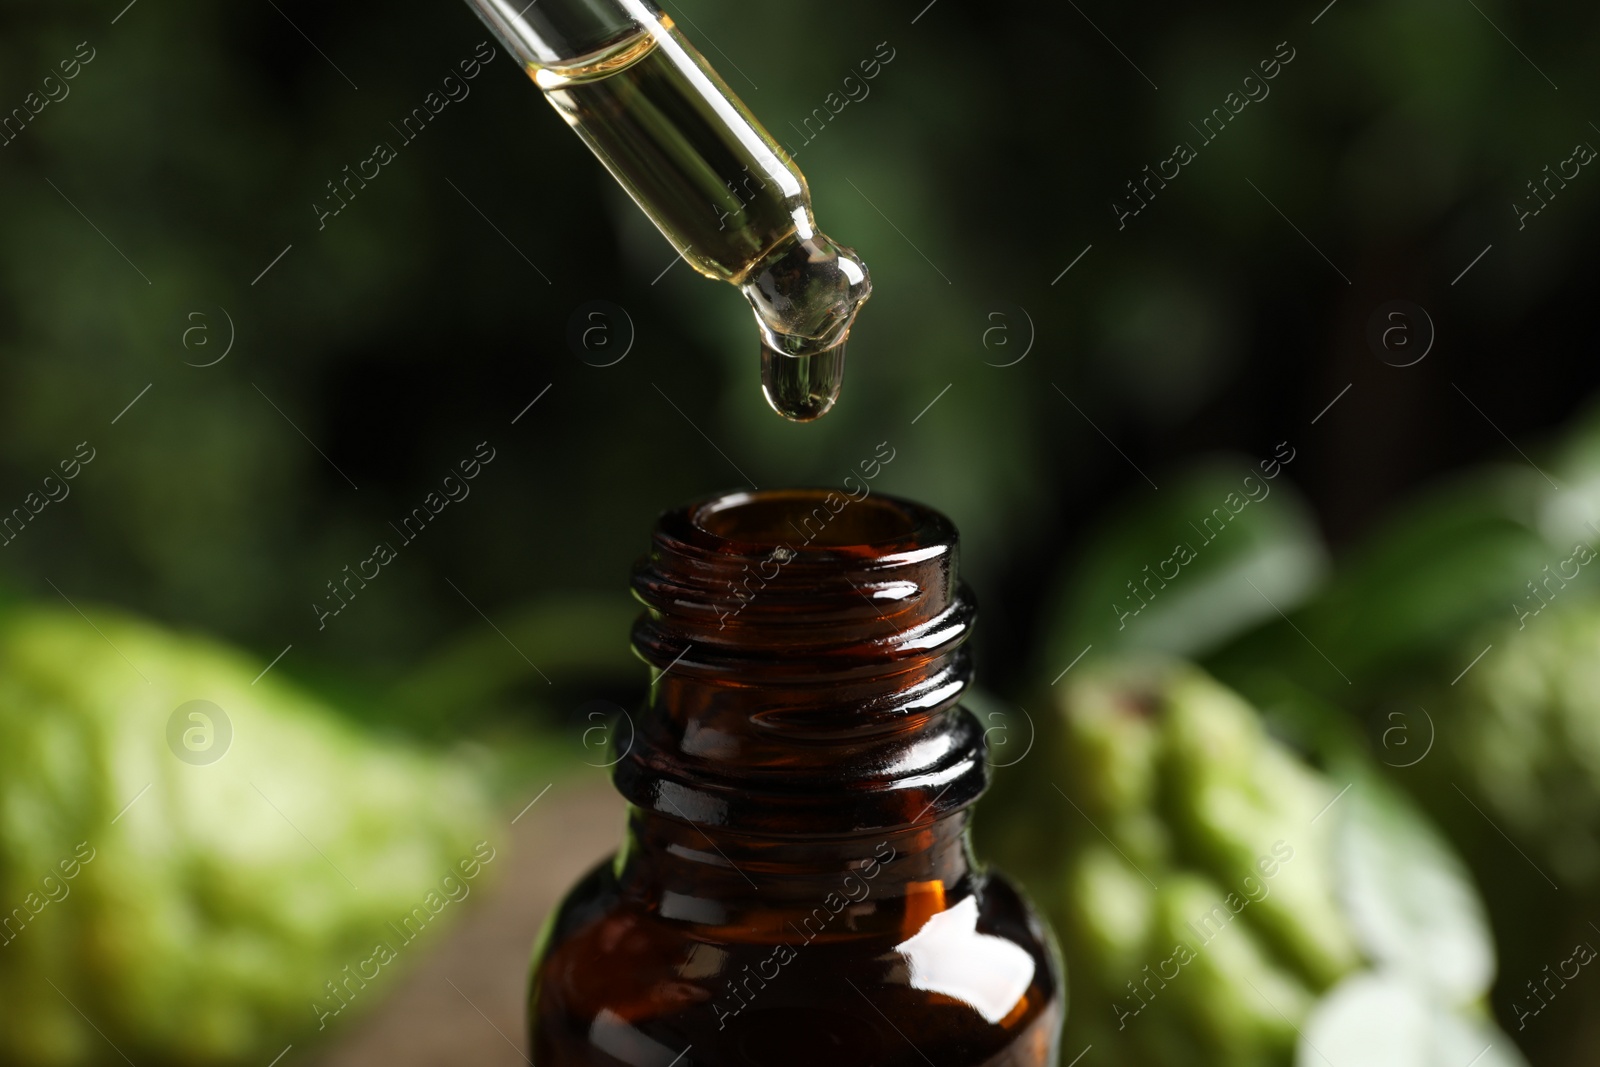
[532,15,871,421]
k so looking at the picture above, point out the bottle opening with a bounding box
[691,489,925,549]
[624,488,983,831]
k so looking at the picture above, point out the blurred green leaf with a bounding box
[1334,775,1495,1005]
[1293,467,1549,689]
[1039,458,1328,669]
[1298,973,1527,1067]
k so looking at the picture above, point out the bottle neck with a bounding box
[614,807,978,939]
[614,488,989,838]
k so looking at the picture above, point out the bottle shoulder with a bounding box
[530,861,1062,1066]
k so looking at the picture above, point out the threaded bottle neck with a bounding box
[615,488,988,835]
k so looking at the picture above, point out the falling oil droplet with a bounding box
[740,232,871,423]
[760,340,846,422]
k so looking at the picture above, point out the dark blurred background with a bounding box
[3,0,1599,1062]
[4,0,1595,693]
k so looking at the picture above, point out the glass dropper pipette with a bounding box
[462,0,871,421]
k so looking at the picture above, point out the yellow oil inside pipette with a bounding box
[527,13,871,421]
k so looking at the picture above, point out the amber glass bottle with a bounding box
[529,488,1063,1065]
